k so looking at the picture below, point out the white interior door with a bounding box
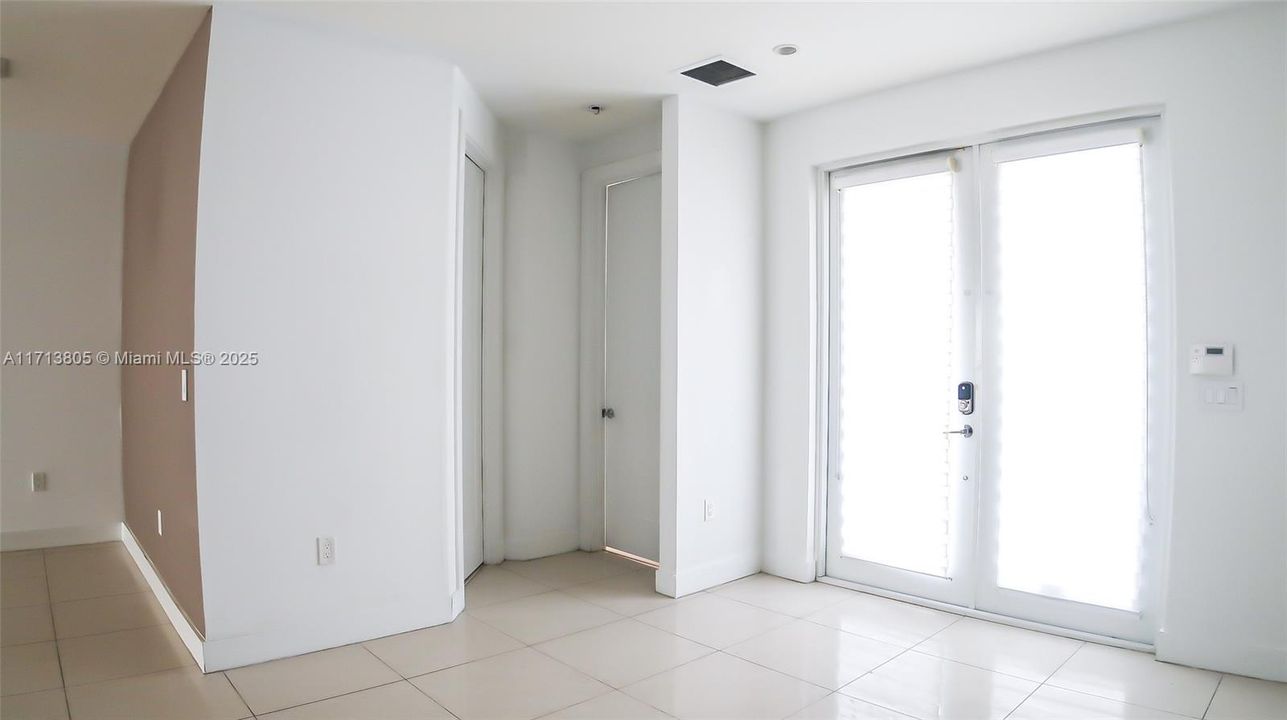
[604,172,661,562]
[825,119,1164,642]
[825,150,979,606]
[462,156,484,577]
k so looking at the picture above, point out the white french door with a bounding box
[825,118,1166,643]
[825,149,980,607]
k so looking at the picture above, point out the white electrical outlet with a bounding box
[31,472,48,492]
[317,537,336,565]
[157,510,163,536]
[703,500,715,522]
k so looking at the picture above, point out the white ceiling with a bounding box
[265,1,1229,139]
[0,1,208,142]
[1,1,1231,144]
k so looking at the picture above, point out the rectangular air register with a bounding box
[680,58,756,87]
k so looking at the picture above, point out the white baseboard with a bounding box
[201,602,451,672]
[1156,628,1287,682]
[504,530,581,561]
[120,523,206,671]
[670,553,759,597]
[1,523,122,551]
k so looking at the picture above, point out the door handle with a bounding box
[601,408,615,419]
[944,424,973,438]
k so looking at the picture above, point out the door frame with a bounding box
[814,110,1175,646]
[459,152,487,579]
[452,126,506,612]
[577,152,662,551]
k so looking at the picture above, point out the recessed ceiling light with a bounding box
[773,44,799,56]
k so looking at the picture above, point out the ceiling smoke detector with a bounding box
[773,44,799,56]
[679,57,756,87]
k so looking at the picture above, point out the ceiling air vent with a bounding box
[680,58,755,87]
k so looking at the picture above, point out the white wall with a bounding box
[762,5,1286,680]
[0,130,127,549]
[576,118,662,170]
[192,6,461,669]
[502,129,583,559]
[659,97,763,596]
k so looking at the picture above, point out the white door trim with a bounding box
[452,119,506,614]
[578,152,662,551]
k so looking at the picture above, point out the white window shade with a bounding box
[837,170,956,578]
[991,142,1149,612]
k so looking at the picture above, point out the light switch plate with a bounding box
[31,472,47,492]
[1202,381,1244,411]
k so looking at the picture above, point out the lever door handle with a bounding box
[602,408,615,419]
[944,424,973,438]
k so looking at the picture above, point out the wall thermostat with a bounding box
[1190,344,1233,376]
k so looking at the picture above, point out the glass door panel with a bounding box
[976,126,1157,641]
[825,151,978,605]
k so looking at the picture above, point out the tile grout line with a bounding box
[611,650,718,717]
[219,669,258,720]
[352,638,470,718]
[813,613,969,719]
[2,600,167,649]
[25,541,197,708]
[425,559,688,720]
[1201,674,1224,719]
[527,616,718,683]
[1001,639,1086,720]
[462,599,600,647]
[524,572,954,711]
[506,642,617,714]
[400,672,464,720]
[396,630,614,720]
[37,548,74,720]
[894,619,1103,687]
[244,677,407,719]
[1035,644,1220,719]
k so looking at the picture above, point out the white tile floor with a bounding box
[3,544,1285,720]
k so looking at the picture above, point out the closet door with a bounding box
[603,172,662,562]
[462,156,485,577]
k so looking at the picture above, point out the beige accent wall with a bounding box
[121,13,210,635]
